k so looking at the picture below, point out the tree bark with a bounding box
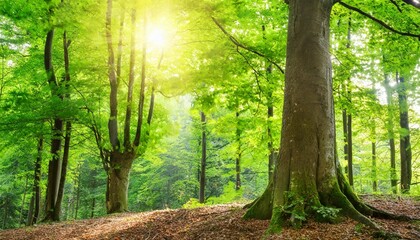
[397,75,412,193]
[44,28,64,222]
[199,112,206,203]
[245,0,379,232]
[106,151,135,213]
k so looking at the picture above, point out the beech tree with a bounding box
[244,0,420,232]
[92,0,157,213]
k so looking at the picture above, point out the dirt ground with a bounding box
[0,195,419,240]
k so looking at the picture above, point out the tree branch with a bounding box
[402,0,420,9]
[339,1,420,39]
[390,0,403,12]
[211,17,285,74]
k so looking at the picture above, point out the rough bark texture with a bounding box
[245,0,379,232]
[106,152,135,213]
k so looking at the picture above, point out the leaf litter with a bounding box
[0,196,418,240]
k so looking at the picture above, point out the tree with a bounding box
[199,111,207,203]
[94,0,157,213]
[397,74,412,193]
[244,0,418,232]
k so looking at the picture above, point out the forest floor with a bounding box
[0,195,419,240]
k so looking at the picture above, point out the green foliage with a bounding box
[182,198,205,209]
[0,0,420,230]
[282,191,307,228]
[312,206,341,223]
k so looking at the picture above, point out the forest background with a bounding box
[0,0,419,229]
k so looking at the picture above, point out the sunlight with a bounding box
[148,28,166,49]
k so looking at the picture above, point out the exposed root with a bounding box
[337,164,414,221]
[243,180,273,220]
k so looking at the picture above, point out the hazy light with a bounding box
[148,28,166,49]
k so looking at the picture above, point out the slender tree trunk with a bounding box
[123,9,136,149]
[199,112,206,203]
[90,198,96,218]
[383,75,397,193]
[347,113,353,186]
[372,141,378,192]
[344,18,353,187]
[19,175,29,226]
[235,111,241,190]
[262,23,276,181]
[74,166,80,219]
[28,136,43,225]
[44,28,64,222]
[53,30,72,221]
[26,196,34,226]
[397,75,412,193]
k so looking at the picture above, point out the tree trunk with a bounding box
[235,111,241,190]
[53,30,72,221]
[102,0,154,214]
[28,136,43,225]
[106,151,135,213]
[90,198,96,218]
[397,75,412,193]
[245,0,378,232]
[383,75,397,193]
[199,112,206,203]
[372,141,378,192]
[44,28,64,222]
[347,113,353,186]
[74,166,80,219]
[19,175,29,226]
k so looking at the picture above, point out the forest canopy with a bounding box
[0,0,419,233]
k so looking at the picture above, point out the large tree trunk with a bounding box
[245,0,378,232]
[397,75,412,193]
[106,151,135,213]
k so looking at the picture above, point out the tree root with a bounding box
[243,180,273,220]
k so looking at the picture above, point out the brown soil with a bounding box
[0,195,419,240]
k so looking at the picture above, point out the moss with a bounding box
[267,206,283,234]
[243,181,273,220]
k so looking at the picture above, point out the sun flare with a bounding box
[148,28,166,49]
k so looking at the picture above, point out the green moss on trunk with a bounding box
[243,181,273,220]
